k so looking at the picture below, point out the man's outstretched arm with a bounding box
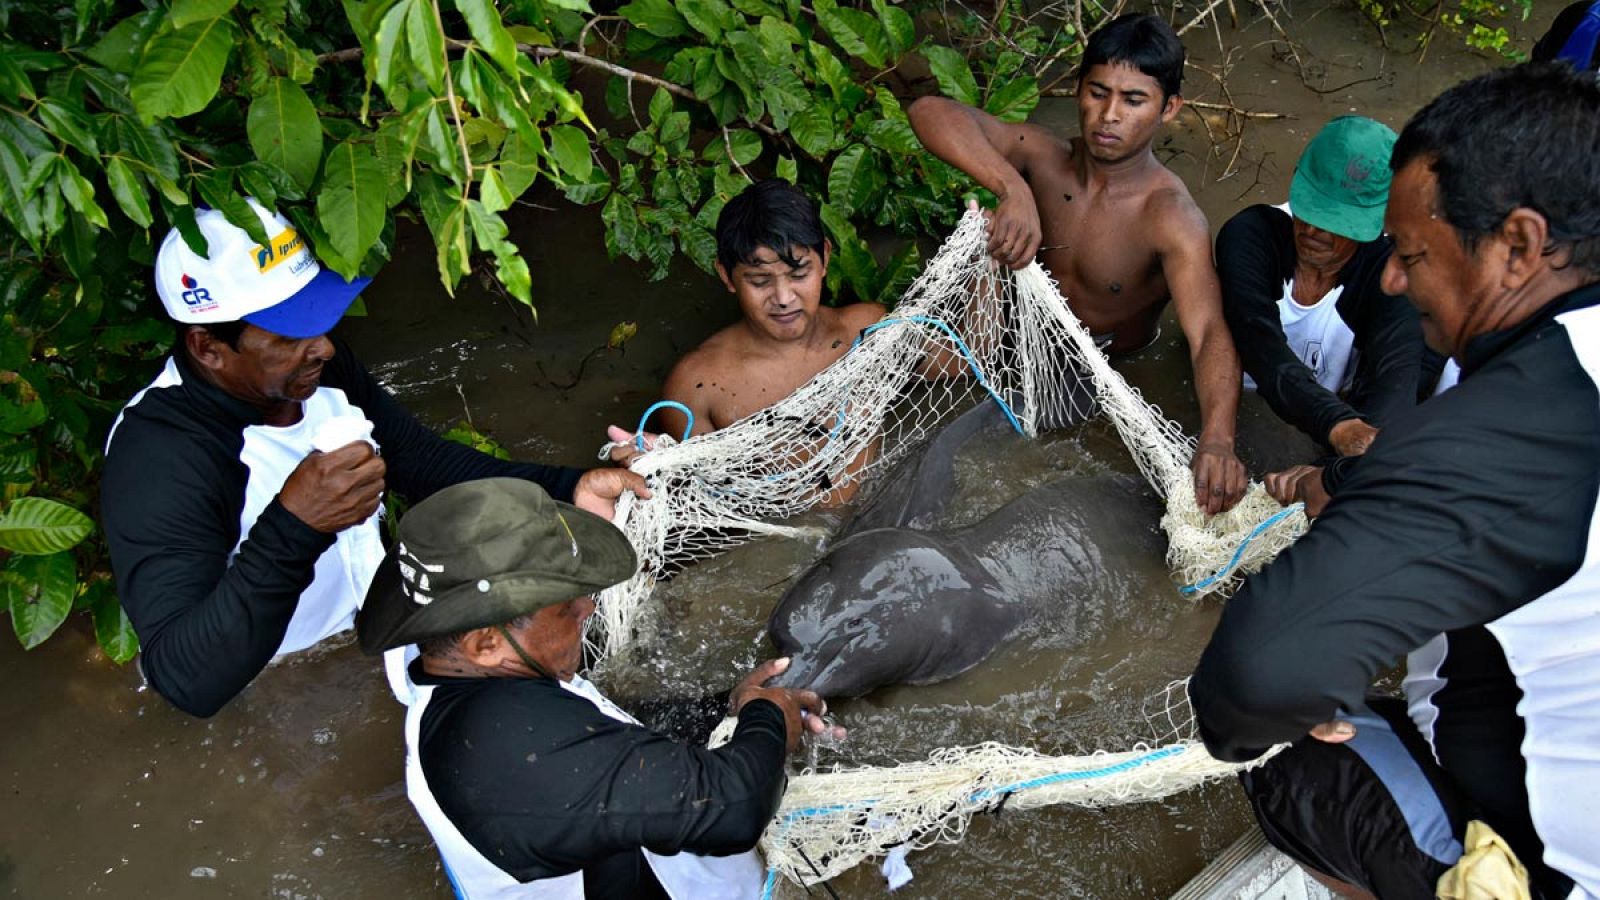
[908,97,1049,269]
[1157,192,1247,514]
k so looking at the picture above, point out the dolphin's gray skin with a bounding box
[769,400,1160,697]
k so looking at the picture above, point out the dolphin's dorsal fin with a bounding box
[843,398,1011,537]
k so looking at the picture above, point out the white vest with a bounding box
[233,381,385,655]
[1242,278,1357,395]
[402,675,765,900]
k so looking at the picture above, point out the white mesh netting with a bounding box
[593,209,1301,889]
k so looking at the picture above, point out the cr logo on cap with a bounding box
[179,274,215,309]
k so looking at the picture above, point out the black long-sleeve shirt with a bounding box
[1191,283,1600,897]
[101,340,583,717]
[1217,204,1433,444]
[413,667,787,895]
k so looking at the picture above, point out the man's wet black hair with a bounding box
[715,179,827,273]
[1391,62,1600,276]
[1078,12,1185,100]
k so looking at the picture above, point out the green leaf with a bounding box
[865,116,919,154]
[0,497,94,555]
[546,123,592,182]
[373,0,410,90]
[788,102,837,158]
[600,191,640,259]
[89,581,139,663]
[129,17,237,121]
[3,552,77,649]
[55,160,109,229]
[540,0,592,11]
[680,223,716,273]
[921,44,979,106]
[872,0,914,58]
[0,141,43,247]
[109,115,180,182]
[818,200,876,298]
[827,144,880,217]
[814,0,886,68]
[647,87,673,128]
[36,99,99,156]
[171,0,239,28]
[0,56,32,104]
[678,0,731,41]
[775,155,797,183]
[86,10,163,74]
[618,0,688,38]
[247,77,323,191]
[984,75,1040,123]
[406,0,445,92]
[498,127,543,198]
[195,173,269,244]
[479,166,512,213]
[316,141,387,276]
[703,128,761,166]
[456,0,519,77]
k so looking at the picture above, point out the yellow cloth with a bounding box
[1436,820,1531,900]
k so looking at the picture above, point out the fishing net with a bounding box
[594,207,1306,660]
[710,680,1282,891]
[595,208,1303,889]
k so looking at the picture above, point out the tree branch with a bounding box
[314,40,782,141]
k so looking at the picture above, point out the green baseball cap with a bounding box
[356,478,638,654]
[1288,115,1398,243]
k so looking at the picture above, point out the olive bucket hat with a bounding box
[356,478,638,654]
[1289,115,1399,243]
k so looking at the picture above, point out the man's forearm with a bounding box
[1192,330,1242,447]
[907,97,1026,198]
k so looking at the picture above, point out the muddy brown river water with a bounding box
[1,6,1563,897]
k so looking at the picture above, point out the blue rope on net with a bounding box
[633,400,695,448]
[831,315,1026,439]
[1178,502,1305,595]
[757,743,1194,895]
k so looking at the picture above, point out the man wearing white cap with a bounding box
[101,201,647,718]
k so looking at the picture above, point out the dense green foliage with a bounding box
[0,0,1076,658]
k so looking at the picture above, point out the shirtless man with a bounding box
[908,12,1247,514]
[653,179,885,439]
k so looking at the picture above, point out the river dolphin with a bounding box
[768,399,1162,697]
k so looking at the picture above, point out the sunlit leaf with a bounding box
[406,0,445,92]
[3,552,76,649]
[984,75,1040,123]
[316,141,387,275]
[788,102,837,158]
[247,77,323,191]
[56,160,110,229]
[171,0,238,28]
[36,99,99,156]
[546,123,593,182]
[89,581,139,663]
[921,44,979,107]
[813,0,886,68]
[456,0,519,77]
[129,16,237,121]
[0,497,93,555]
[618,0,688,39]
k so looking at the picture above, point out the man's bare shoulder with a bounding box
[663,324,748,396]
[1144,179,1211,248]
[835,301,889,331]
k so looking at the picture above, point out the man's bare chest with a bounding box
[1033,188,1163,306]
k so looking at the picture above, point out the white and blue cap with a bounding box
[155,199,370,339]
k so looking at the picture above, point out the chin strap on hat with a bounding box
[497,623,559,681]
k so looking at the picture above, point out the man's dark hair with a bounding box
[416,611,538,658]
[1392,62,1600,276]
[715,179,827,273]
[173,320,247,354]
[1078,12,1185,100]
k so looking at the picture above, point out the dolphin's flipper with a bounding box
[844,398,1012,537]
